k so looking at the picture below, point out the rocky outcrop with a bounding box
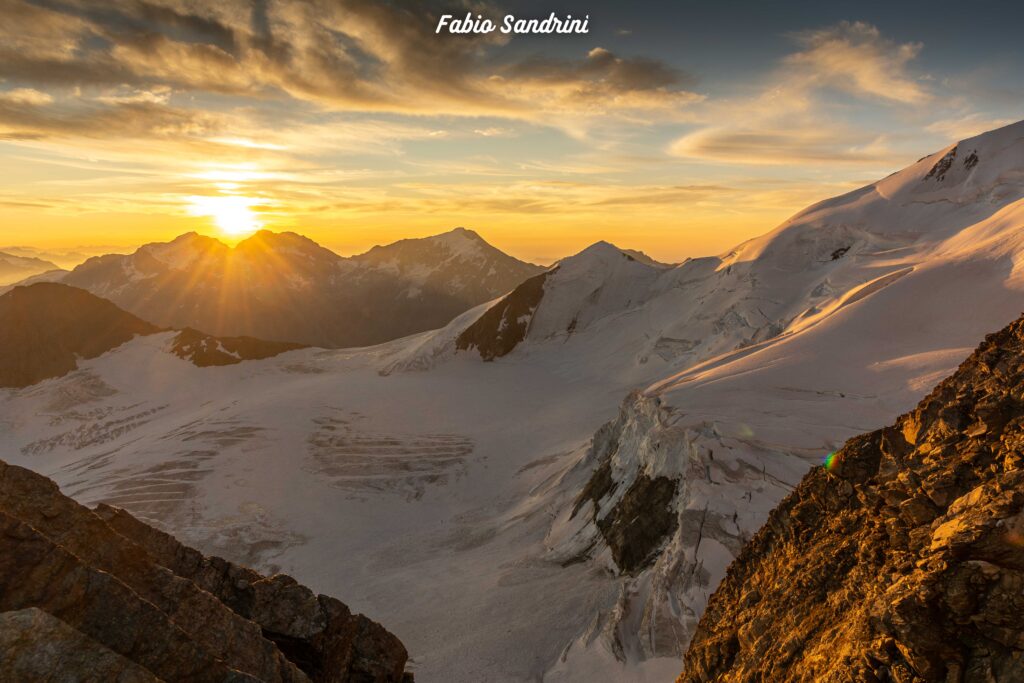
[0,459,411,682]
[456,270,550,360]
[170,327,306,367]
[679,315,1024,682]
[0,607,160,682]
[0,282,160,388]
[95,503,410,683]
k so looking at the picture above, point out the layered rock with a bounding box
[679,315,1024,682]
[0,459,410,682]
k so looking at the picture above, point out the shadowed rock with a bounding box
[0,608,160,682]
[0,283,310,388]
[96,503,411,683]
[456,270,549,360]
[170,327,306,367]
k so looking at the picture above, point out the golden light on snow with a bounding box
[187,195,262,237]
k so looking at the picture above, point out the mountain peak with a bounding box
[0,251,60,286]
[137,232,228,270]
[234,230,339,260]
[443,226,483,240]
[556,240,642,273]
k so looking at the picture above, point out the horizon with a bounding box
[2,118,1012,268]
[3,1,1024,262]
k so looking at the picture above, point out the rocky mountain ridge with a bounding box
[678,312,1024,682]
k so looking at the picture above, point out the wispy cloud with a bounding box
[670,21,932,166]
[784,21,929,104]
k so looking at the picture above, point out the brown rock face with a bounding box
[0,459,411,682]
[679,316,1024,682]
[0,608,159,682]
[95,503,410,683]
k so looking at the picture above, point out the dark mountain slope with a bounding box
[0,283,306,388]
[679,315,1024,683]
[0,282,160,388]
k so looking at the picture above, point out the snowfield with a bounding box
[3,120,1024,681]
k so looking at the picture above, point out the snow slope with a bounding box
[2,120,1024,681]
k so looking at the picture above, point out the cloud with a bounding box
[669,21,930,166]
[785,21,929,104]
[0,88,53,106]
[670,128,896,165]
[0,94,221,142]
[508,47,691,92]
[593,184,736,206]
[0,0,697,124]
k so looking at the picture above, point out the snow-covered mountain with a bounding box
[34,228,542,348]
[352,227,543,304]
[2,120,1024,681]
[0,251,59,285]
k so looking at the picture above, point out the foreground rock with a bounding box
[679,315,1024,682]
[0,459,411,682]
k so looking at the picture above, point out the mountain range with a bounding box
[0,251,59,285]
[2,119,1024,681]
[8,228,543,348]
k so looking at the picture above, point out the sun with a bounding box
[187,195,262,237]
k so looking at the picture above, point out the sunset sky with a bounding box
[1,0,1023,263]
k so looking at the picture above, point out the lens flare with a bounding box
[823,451,838,470]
